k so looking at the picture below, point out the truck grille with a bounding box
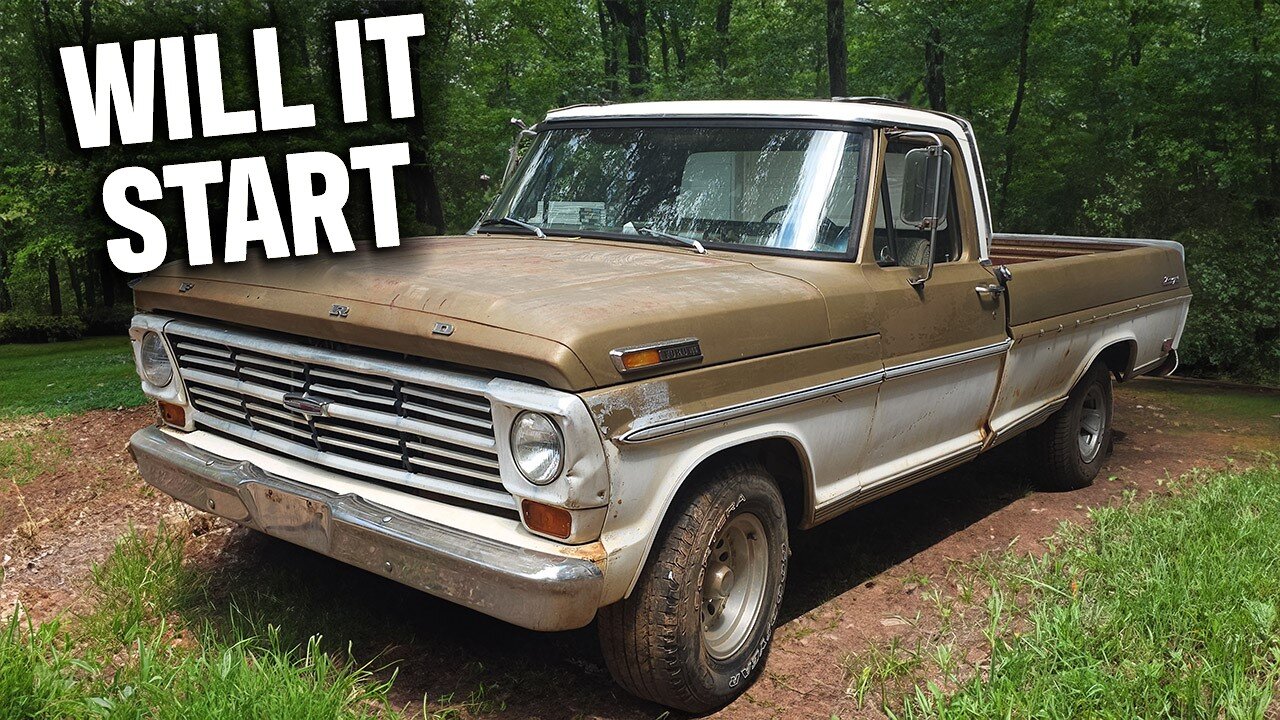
[163,320,515,516]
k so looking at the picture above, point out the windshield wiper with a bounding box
[477,216,546,238]
[636,226,706,254]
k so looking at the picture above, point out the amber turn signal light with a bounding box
[619,348,662,370]
[610,338,703,373]
[521,499,573,540]
[158,401,186,427]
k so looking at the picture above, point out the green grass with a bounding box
[0,337,146,418]
[0,527,403,719]
[0,428,70,487]
[848,463,1280,718]
[1130,379,1280,425]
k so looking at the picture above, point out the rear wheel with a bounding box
[597,462,788,714]
[1032,361,1113,491]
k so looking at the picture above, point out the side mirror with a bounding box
[898,142,951,287]
[899,146,951,228]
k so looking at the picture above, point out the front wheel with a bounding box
[597,462,788,714]
[1032,361,1113,491]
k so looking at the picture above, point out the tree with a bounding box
[827,0,847,96]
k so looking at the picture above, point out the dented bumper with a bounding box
[128,426,604,631]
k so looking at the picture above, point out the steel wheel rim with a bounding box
[1078,385,1105,463]
[701,512,769,661]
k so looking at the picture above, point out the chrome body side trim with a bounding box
[622,340,1012,443]
[128,426,603,631]
[812,442,983,524]
[622,368,884,443]
[883,339,1012,380]
[987,397,1068,449]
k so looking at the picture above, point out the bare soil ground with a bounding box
[1,379,1277,719]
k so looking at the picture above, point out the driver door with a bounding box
[855,134,1008,493]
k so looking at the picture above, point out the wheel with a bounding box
[1032,361,1113,491]
[598,461,789,713]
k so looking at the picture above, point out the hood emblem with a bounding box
[329,304,350,318]
[282,392,331,417]
[178,282,195,293]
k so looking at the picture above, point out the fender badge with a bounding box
[1162,275,1180,287]
[329,304,350,318]
[611,338,702,373]
[282,392,331,417]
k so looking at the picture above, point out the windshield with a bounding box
[484,125,868,255]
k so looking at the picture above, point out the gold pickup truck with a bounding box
[126,99,1190,712]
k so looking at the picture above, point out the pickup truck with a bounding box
[125,99,1190,713]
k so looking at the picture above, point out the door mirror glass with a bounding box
[898,147,952,229]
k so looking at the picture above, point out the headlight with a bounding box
[510,411,564,485]
[139,331,173,387]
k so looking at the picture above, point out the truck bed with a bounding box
[990,233,1188,329]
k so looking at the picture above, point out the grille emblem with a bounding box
[282,392,331,417]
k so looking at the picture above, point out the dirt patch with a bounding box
[0,406,188,622]
[2,379,1277,718]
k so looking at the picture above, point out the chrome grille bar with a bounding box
[164,319,512,514]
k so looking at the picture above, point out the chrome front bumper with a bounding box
[128,426,604,631]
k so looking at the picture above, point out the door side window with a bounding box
[872,141,961,267]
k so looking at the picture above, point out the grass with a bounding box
[0,525,508,719]
[845,462,1280,718]
[0,427,70,487]
[0,527,404,719]
[1130,378,1280,426]
[0,337,145,418]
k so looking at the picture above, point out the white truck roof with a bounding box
[541,99,995,261]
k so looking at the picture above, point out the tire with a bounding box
[1032,361,1113,491]
[598,461,789,714]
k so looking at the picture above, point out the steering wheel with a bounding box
[760,205,789,223]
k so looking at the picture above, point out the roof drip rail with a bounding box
[832,96,913,108]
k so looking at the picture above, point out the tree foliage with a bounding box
[0,0,1275,381]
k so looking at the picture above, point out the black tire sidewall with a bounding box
[1068,366,1113,477]
[678,472,789,704]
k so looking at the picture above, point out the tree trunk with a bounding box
[924,24,946,112]
[47,258,63,316]
[404,4,447,233]
[997,0,1035,218]
[826,0,847,97]
[66,257,85,312]
[97,250,116,308]
[713,0,732,77]
[605,0,648,97]
[597,0,620,98]
[0,248,12,313]
[670,18,687,78]
[1249,0,1273,218]
[654,11,670,76]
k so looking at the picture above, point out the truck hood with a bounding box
[134,235,830,390]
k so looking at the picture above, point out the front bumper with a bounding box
[128,426,604,631]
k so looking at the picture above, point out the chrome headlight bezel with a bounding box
[139,331,174,387]
[509,411,565,485]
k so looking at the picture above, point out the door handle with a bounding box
[975,284,1005,297]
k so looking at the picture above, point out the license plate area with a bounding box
[245,483,333,553]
